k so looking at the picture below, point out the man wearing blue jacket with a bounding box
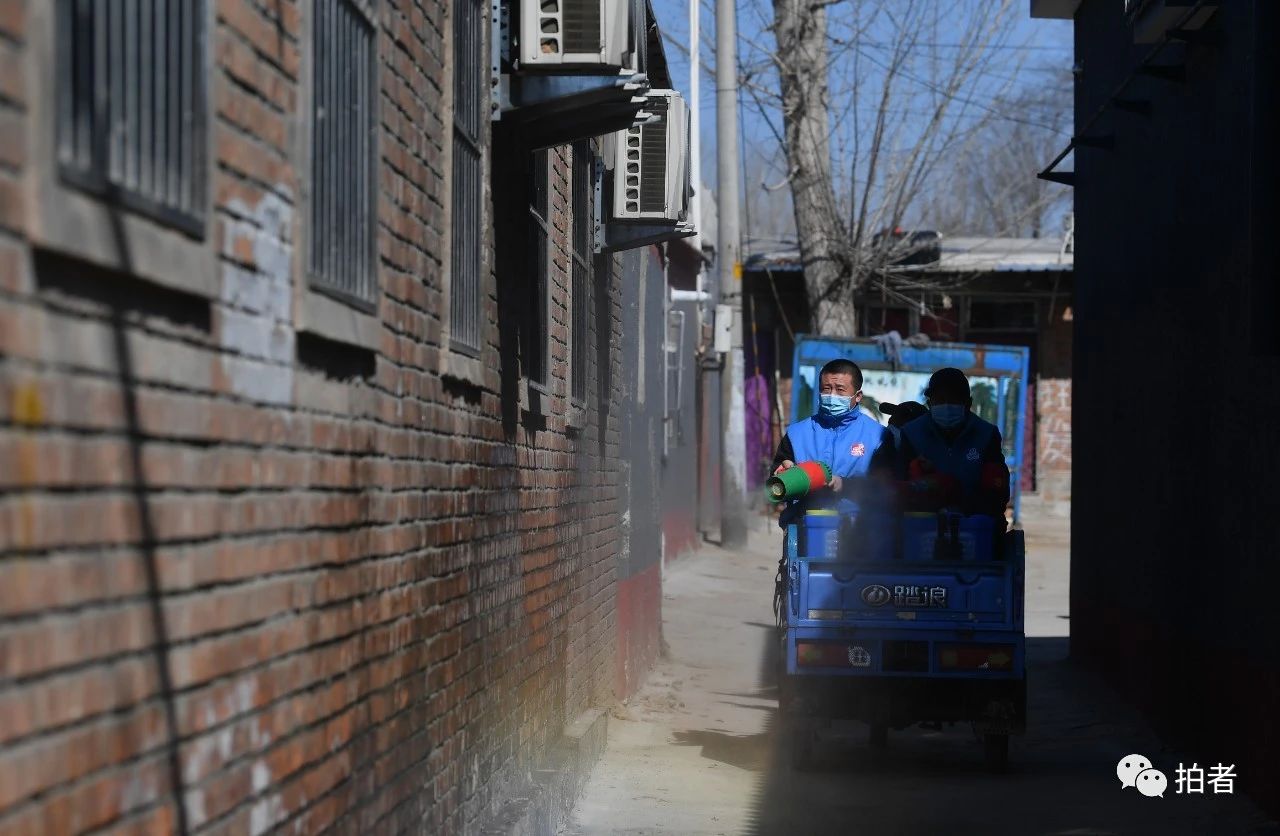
[894,367,1010,526]
[770,359,892,526]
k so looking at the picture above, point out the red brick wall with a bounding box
[0,2,626,834]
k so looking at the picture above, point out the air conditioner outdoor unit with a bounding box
[519,0,635,70]
[611,89,689,223]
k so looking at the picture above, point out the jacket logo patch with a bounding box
[850,442,866,457]
[966,447,980,462]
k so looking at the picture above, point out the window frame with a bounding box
[22,1,218,299]
[438,0,491,387]
[295,0,383,351]
[663,306,685,454]
[521,149,553,413]
[568,141,594,414]
[305,0,379,311]
[965,297,1039,333]
[55,0,209,237]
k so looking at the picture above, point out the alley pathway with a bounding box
[561,503,1278,836]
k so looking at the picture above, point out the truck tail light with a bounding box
[936,643,1015,672]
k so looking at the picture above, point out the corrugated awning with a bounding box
[744,237,1073,275]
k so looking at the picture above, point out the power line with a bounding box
[665,34,1067,130]
[854,40,1071,52]
[850,43,1070,136]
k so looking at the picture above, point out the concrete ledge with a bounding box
[478,708,609,836]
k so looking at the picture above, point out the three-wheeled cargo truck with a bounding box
[777,510,1026,770]
[773,335,1031,771]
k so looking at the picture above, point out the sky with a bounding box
[648,0,1076,248]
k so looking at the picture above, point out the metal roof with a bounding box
[743,235,1073,274]
[932,236,1073,272]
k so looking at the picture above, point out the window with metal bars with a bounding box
[310,0,378,306]
[524,150,551,388]
[450,0,486,355]
[570,141,594,404]
[664,308,685,449]
[56,0,208,237]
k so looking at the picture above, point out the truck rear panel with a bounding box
[782,526,1026,680]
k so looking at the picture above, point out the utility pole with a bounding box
[716,0,747,547]
[689,0,702,271]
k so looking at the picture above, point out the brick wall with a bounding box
[0,2,631,834]
[1035,378,1071,501]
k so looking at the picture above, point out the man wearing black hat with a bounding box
[879,400,928,446]
[892,368,1010,524]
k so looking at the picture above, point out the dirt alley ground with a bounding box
[560,500,1279,836]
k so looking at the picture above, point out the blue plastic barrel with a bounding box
[902,512,996,561]
[803,511,840,559]
[850,510,896,562]
[901,512,938,561]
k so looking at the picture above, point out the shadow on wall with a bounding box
[593,252,612,461]
[29,211,204,834]
[493,125,543,437]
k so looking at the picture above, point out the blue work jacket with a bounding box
[778,410,888,526]
[898,412,999,498]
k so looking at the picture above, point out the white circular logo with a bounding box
[861,584,892,606]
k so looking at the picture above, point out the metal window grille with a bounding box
[570,142,593,403]
[56,0,208,236]
[450,0,485,354]
[311,0,378,304]
[525,150,551,387]
[665,309,685,448]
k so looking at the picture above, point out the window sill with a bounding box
[28,182,218,301]
[439,345,487,389]
[521,380,552,418]
[298,288,381,352]
[566,400,586,432]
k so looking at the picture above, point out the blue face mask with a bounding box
[819,394,854,417]
[931,403,967,429]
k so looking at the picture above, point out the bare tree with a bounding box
[742,0,1058,336]
[743,142,797,248]
[920,68,1073,238]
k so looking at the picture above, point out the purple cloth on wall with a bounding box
[745,374,772,488]
[743,324,777,489]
